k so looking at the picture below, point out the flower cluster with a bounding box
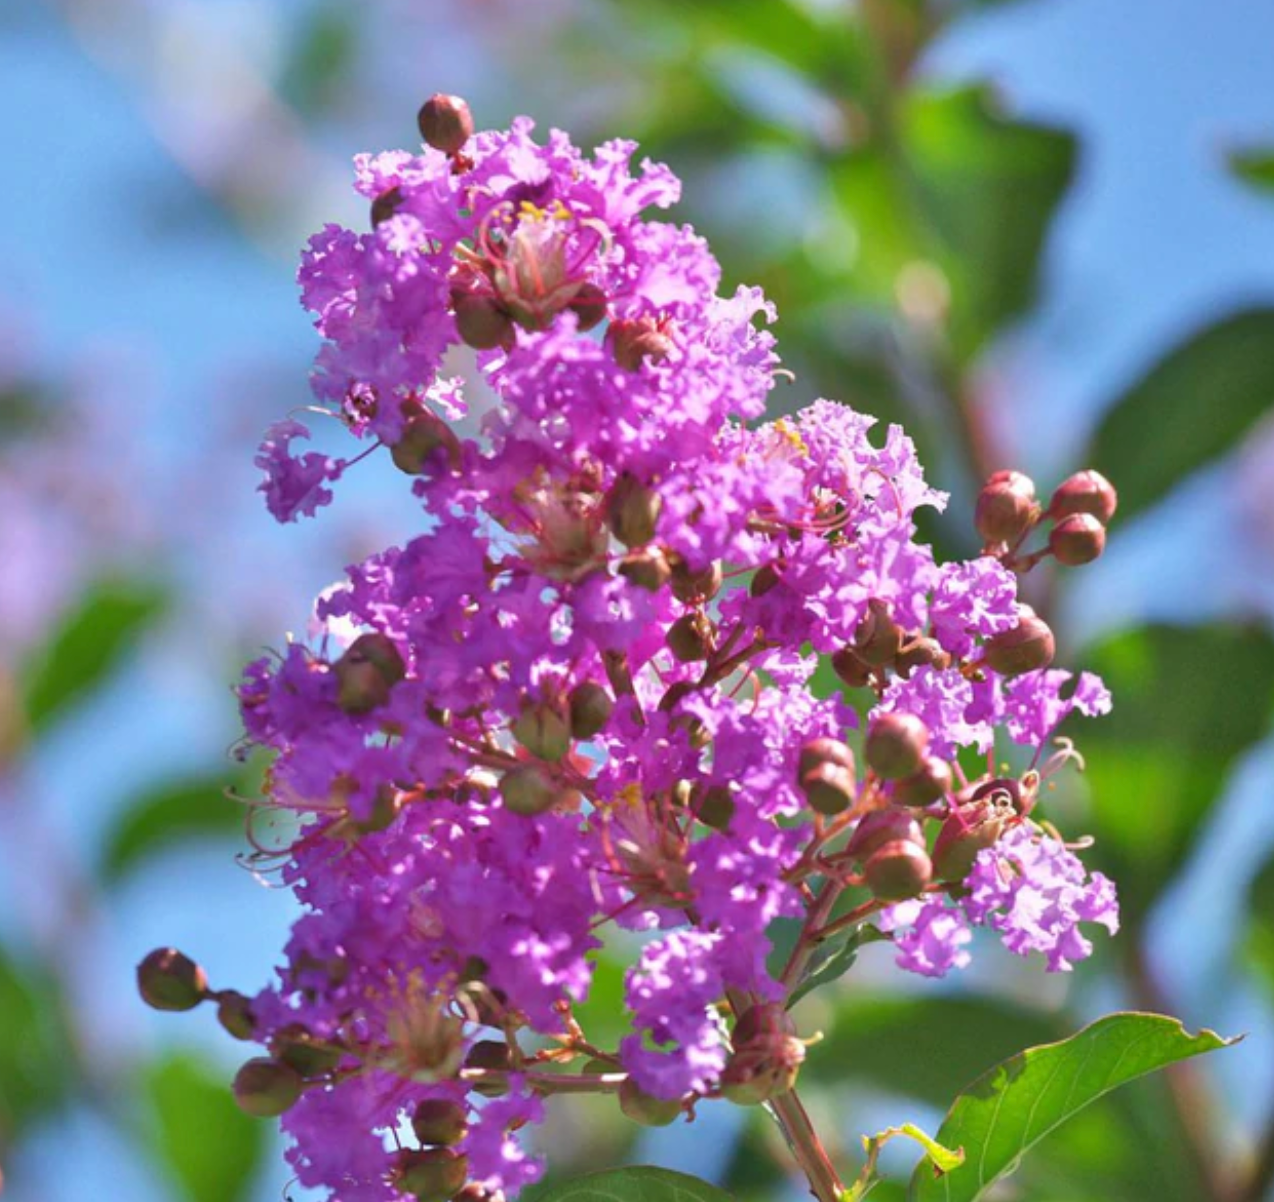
[143,96,1121,1202]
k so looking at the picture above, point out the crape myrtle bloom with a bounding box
[147,96,1122,1201]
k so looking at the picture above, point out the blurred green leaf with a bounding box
[100,770,254,884]
[21,577,167,731]
[789,923,888,1006]
[1242,852,1274,997]
[1074,624,1274,918]
[145,1052,264,1202]
[899,85,1076,359]
[0,946,74,1142]
[280,5,358,116]
[573,947,629,1050]
[531,1166,733,1202]
[721,1111,789,1200]
[1228,146,1274,194]
[907,1013,1234,1202]
[1089,309,1274,522]
[805,995,1059,1107]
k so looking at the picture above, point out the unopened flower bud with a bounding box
[137,948,207,1012]
[618,549,671,592]
[511,697,572,761]
[216,990,256,1040]
[1049,512,1106,566]
[568,681,613,740]
[982,610,1055,677]
[798,737,855,779]
[721,1032,806,1106]
[864,839,933,901]
[275,1025,343,1077]
[975,470,1038,545]
[395,1147,469,1202]
[500,765,559,816]
[933,792,1014,880]
[335,632,406,715]
[750,563,781,597]
[895,635,951,679]
[669,558,723,604]
[1048,469,1117,524]
[411,1098,468,1147]
[233,1057,303,1118]
[451,274,514,351]
[465,1040,511,1096]
[831,646,872,688]
[799,762,855,816]
[568,282,608,331]
[618,1078,683,1126]
[371,185,404,227]
[853,598,904,666]
[733,1003,796,1046]
[892,756,953,807]
[607,473,663,548]
[667,612,713,662]
[417,94,474,156]
[607,316,673,372]
[844,809,923,862]
[865,713,929,779]
[695,784,735,830]
[391,410,462,476]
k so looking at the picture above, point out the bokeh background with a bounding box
[4,1,1274,1199]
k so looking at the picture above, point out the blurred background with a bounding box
[3,1,1274,1199]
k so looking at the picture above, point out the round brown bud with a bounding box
[894,636,951,680]
[1048,469,1117,524]
[865,713,929,779]
[975,470,1038,545]
[798,737,855,779]
[864,839,933,901]
[618,1078,683,1126]
[618,549,672,592]
[568,282,608,332]
[982,611,1055,677]
[568,681,614,740]
[667,612,712,662]
[721,1033,806,1106]
[390,411,462,476]
[932,803,1010,881]
[844,809,923,863]
[853,598,904,666]
[451,286,514,351]
[831,646,872,688]
[371,185,404,227]
[608,473,663,548]
[417,94,474,155]
[465,1040,511,1097]
[395,1147,469,1202]
[695,784,735,831]
[892,756,953,807]
[733,1003,796,1046]
[511,698,572,761]
[750,562,781,597]
[275,1025,343,1077]
[411,1098,468,1147]
[799,762,855,816]
[1049,512,1106,566]
[232,1057,303,1118]
[137,948,207,1012]
[500,765,558,816]
[669,558,723,604]
[216,991,256,1040]
[607,316,673,372]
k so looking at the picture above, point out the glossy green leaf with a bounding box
[1088,309,1274,522]
[530,1166,734,1202]
[21,577,167,731]
[0,947,74,1142]
[907,1013,1235,1202]
[1071,624,1274,918]
[145,1052,264,1202]
[100,770,254,884]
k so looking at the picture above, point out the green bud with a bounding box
[232,1057,303,1118]
[568,681,614,740]
[618,1078,683,1126]
[395,1147,469,1202]
[411,1098,468,1147]
[864,713,929,779]
[137,948,207,1012]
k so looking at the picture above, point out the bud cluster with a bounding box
[975,467,1117,570]
[155,98,1122,1201]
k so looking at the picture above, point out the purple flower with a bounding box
[255,419,343,522]
[880,897,973,978]
[1001,669,1113,747]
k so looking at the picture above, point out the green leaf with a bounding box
[1228,146,1274,194]
[1242,852,1274,997]
[1072,624,1274,919]
[21,577,167,731]
[0,946,75,1142]
[788,923,888,1006]
[145,1052,264,1202]
[529,1166,734,1202]
[907,1013,1236,1202]
[100,770,255,884]
[1088,309,1274,522]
